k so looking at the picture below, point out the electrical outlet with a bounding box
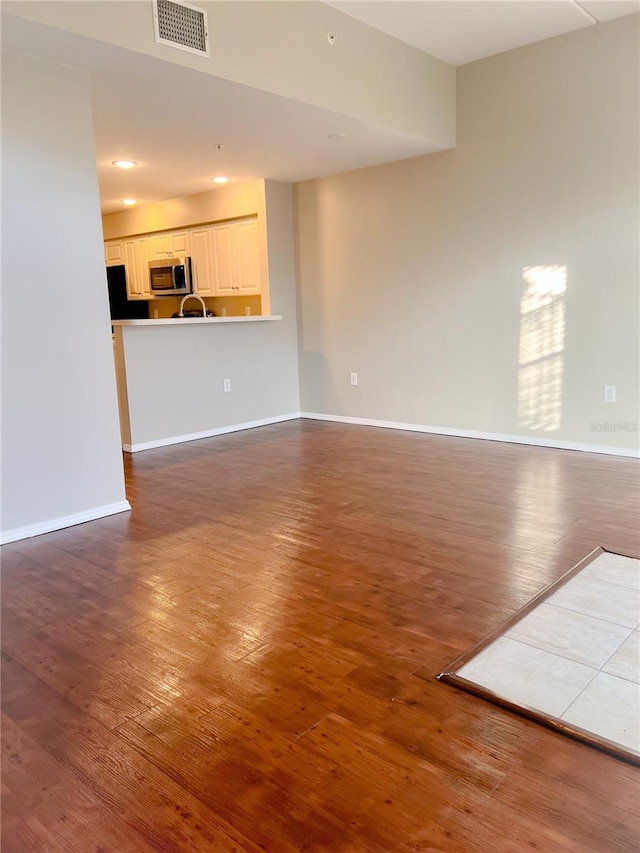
[223,378,231,392]
[603,385,616,403]
[350,372,358,386]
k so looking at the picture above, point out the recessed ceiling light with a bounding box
[328,132,346,139]
[121,199,137,206]
[210,176,230,184]
[112,160,137,169]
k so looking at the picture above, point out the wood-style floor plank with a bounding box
[2,420,639,851]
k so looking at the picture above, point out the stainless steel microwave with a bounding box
[149,257,192,296]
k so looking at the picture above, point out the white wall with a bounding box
[294,16,640,454]
[1,49,129,543]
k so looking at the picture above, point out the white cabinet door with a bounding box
[234,218,260,295]
[148,231,190,259]
[105,241,125,266]
[211,222,236,296]
[170,231,190,255]
[109,220,258,300]
[136,238,152,299]
[148,233,170,259]
[190,228,215,296]
[210,218,260,296]
[123,240,141,298]
[123,238,152,299]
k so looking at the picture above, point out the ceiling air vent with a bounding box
[152,0,210,58]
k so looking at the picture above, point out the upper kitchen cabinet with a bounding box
[188,216,260,297]
[104,216,262,300]
[105,236,147,299]
[211,217,260,296]
[123,237,152,300]
[189,227,215,297]
[233,218,260,295]
[147,231,190,259]
[105,241,124,266]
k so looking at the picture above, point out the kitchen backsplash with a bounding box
[148,295,262,319]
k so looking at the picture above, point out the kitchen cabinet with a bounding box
[123,237,152,300]
[104,217,260,301]
[147,230,190,259]
[188,217,260,297]
[210,223,235,295]
[211,217,260,296]
[189,228,215,296]
[105,236,151,299]
[114,230,189,299]
[233,218,260,295]
[105,241,125,266]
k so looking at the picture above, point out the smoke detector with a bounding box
[152,0,210,58]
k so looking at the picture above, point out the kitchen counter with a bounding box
[112,315,282,326]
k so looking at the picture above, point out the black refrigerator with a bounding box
[106,265,150,321]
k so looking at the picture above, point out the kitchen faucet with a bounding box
[178,294,208,317]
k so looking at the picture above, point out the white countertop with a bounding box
[112,315,283,326]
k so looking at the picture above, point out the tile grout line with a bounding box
[503,611,639,678]
[542,599,640,630]
[476,553,640,734]
[499,634,598,675]
[557,623,638,720]
[553,554,640,718]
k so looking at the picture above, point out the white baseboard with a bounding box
[300,412,640,458]
[124,412,302,453]
[3,414,635,545]
[0,500,131,545]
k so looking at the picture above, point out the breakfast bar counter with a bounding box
[112,315,283,327]
[112,314,298,453]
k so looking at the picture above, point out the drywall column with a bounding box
[1,49,129,543]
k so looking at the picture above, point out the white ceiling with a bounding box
[91,49,441,212]
[2,1,638,214]
[326,0,640,66]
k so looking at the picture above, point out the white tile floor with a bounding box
[455,551,640,758]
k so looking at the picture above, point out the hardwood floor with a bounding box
[2,419,639,851]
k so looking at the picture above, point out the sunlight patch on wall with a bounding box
[518,265,567,433]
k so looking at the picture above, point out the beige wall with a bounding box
[1,49,128,541]
[294,16,640,452]
[102,179,266,238]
